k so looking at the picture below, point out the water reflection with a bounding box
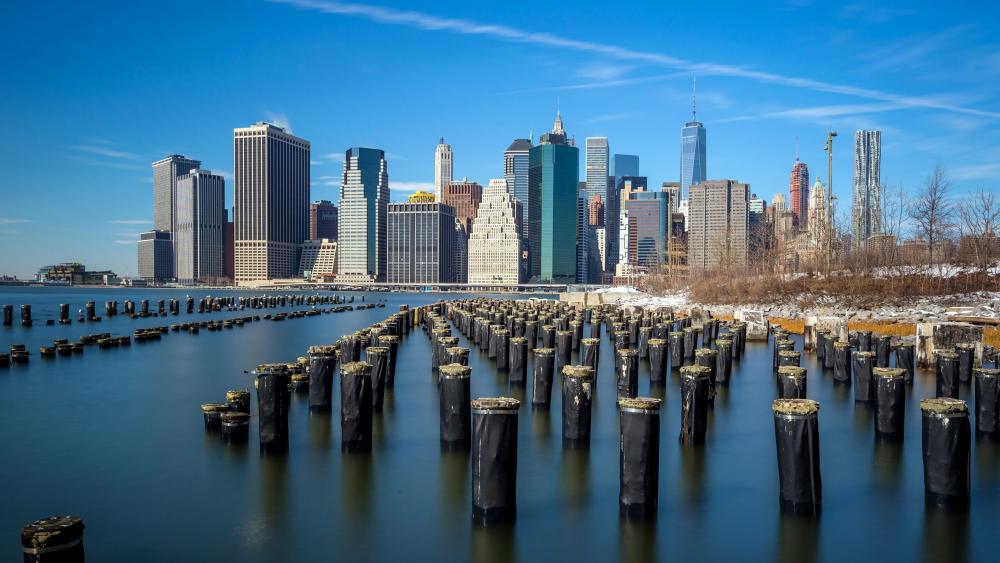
[776,513,819,563]
[471,524,516,563]
[259,455,289,524]
[852,403,874,437]
[974,438,1000,486]
[309,411,333,451]
[342,452,374,525]
[680,445,707,507]
[648,382,666,401]
[617,518,658,563]
[439,449,469,517]
[831,381,851,405]
[531,407,551,449]
[922,509,969,563]
[561,446,590,513]
[872,440,903,493]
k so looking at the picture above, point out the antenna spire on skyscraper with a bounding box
[795,136,800,160]
[692,77,697,121]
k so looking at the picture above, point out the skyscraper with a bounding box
[680,80,707,196]
[852,130,882,249]
[661,182,681,215]
[584,137,609,203]
[137,230,173,283]
[387,199,455,284]
[577,193,590,284]
[442,179,483,231]
[622,189,669,269]
[152,154,200,234]
[309,200,338,240]
[612,154,639,178]
[503,139,532,235]
[789,158,809,230]
[528,111,579,284]
[468,179,521,285]
[175,169,226,284]
[434,137,452,202]
[588,194,605,226]
[337,147,390,282]
[688,180,749,270]
[807,178,826,241]
[233,122,310,283]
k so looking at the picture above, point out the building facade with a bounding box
[612,154,639,178]
[175,170,226,284]
[789,159,809,230]
[528,112,579,283]
[622,189,669,269]
[807,179,826,241]
[298,239,338,280]
[137,230,173,282]
[688,180,749,270]
[337,147,390,283]
[442,179,483,231]
[468,179,521,285]
[152,154,200,235]
[386,201,455,284]
[309,200,338,240]
[233,122,310,283]
[852,130,882,249]
[504,138,532,237]
[588,194,605,226]
[584,137,609,203]
[434,137,452,202]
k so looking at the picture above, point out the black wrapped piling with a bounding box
[616,348,640,399]
[340,334,360,364]
[307,345,337,412]
[494,329,511,370]
[716,339,734,384]
[816,331,827,363]
[638,326,653,359]
[509,337,528,383]
[439,364,472,449]
[85,301,96,320]
[532,348,555,407]
[956,344,975,385]
[226,389,251,414]
[366,347,389,411]
[555,330,573,371]
[876,335,892,368]
[774,338,794,369]
[682,327,698,361]
[858,330,872,352]
[695,348,718,405]
[974,368,1000,437]
[779,350,801,368]
[471,397,520,526]
[853,351,876,403]
[936,351,960,400]
[580,337,600,375]
[340,361,374,453]
[21,304,32,326]
[540,324,555,348]
[524,320,538,349]
[570,320,583,350]
[896,342,915,384]
[436,336,459,370]
[648,338,668,384]
[823,335,837,370]
[562,365,595,446]
[833,341,852,384]
[618,397,662,519]
[669,331,684,369]
[920,398,971,510]
[379,335,400,387]
[777,366,807,399]
[445,345,470,366]
[873,368,907,441]
[21,515,85,563]
[256,364,291,455]
[201,402,229,432]
[221,412,250,444]
[772,399,822,516]
[59,303,70,324]
[613,330,630,353]
[679,365,711,445]
[2,304,12,326]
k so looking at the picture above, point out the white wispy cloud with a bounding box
[109,219,152,225]
[69,155,144,171]
[0,218,32,225]
[952,162,1000,181]
[214,170,234,181]
[113,239,136,245]
[75,144,142,160]
[583,112,636,124]
[316,175,340,187]
[498,72,686,95]
[389,181,433,192]
[265,111,293,133]
[577,61,634,81]
[269,0,1000,119]
[716,102,910,123]
[838,3,916,23]
[862,25,971,71]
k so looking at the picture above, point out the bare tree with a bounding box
[878,182,906,270]
[958,187,1000,272]
[908,166,954,267]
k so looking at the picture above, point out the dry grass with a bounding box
[986,327,1000,348]
[770,318,804,334]
[847,320,917,338]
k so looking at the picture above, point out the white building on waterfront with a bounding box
[298,239,337,280]
[468,179,521,285]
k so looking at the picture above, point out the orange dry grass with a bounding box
[770,318,804,334]
[848,320,916,338]
[986,327,1000,348]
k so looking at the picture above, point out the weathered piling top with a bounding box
[772,399,820,415]
[777,366,806,378]
[471,397,521,412]
[308,345,337,355]
[341,361,372,376]
[872,367,907,378]
[920,397,967,414]
[618,397,662,411]
[439,364,471,378]
[534,347,555,356]
[562,365,595,379]
[680,365,711,379]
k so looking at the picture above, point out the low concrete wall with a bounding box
[804,316,849,350]
[915,322,984,368]
[735,309,769,341]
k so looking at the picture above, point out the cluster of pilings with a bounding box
[202,305,409,456]
[1,293,358,328]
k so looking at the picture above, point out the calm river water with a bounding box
[0,287,997,562]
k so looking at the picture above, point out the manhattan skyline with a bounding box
[2,0,999,278]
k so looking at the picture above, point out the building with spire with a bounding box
[468,179,522,285]
[790,157,809,230]
[529,111,579,283]
[807,178,826,241]
[434,137,452,202]
[680,79,707,196]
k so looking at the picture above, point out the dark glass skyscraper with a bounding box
[529,112,579,283]
[680,81,706,196]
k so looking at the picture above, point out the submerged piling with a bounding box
[777,366,807,399]
[618,397,662,520]
[509,337,528,383]
[716,339,734,385]
[226,389,251,414]
[974,368,1000,438]
[772,399,822,516]
[936,351,961,399]
[580,337,601,375]
[221,412,250,444]
[256,364,291,455]
[366,346,389,411]
[616,348,639,399]
[201,402,229,432]
[532,348,555,408]
[669,331,684,369]
[833,341,852,384]
[439,364,472,450]
[876,335,892,368]
[920,398,971,510]
[308,345,337,412]
[562,365,595,446]
[896,342,915,384]
[853,351,876,403]
[873,368,907,441]
[471,397,520,526]
[679,365,711,445]
[21,515,85,563]
[340,361,374,453]
[956,344,976,385]
[648,338,668,385]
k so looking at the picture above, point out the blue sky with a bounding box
[2,0,998,277]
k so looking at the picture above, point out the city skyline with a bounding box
[3,0,999,277]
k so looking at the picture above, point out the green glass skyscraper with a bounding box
[528,111,579,283]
